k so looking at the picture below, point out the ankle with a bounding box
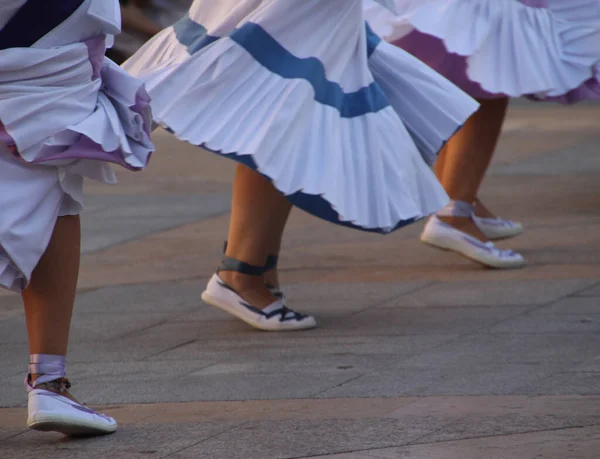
[27,354,67,391]
[31,376,72,394]
[473,199,497,219]
[437,215,489,242]
[437,199,475,218]
[217,271,278,309]
[264,270,279,288]
[219,270,264,291]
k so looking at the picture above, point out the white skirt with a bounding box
[364,0,600,99]
[0,0,154,292]
[124,0,479,233]
[0,147,84,293]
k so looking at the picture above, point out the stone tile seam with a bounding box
[286,422,600,459]
[158,420,250,459]
[475,288,596,335]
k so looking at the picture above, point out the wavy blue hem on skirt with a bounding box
[208,145,417,234]
[162,128,417,234]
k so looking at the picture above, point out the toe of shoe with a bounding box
[262,315,317,331]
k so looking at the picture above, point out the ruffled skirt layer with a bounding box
[125,0,479,233]
[364,0,600,101]
[0,35,153,292]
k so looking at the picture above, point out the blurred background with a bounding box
[108,0,193,63]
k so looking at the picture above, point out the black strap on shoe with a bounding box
[218,256,265,276]
[222,240,279,272]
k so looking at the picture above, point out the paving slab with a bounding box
[303,425,600,459]
[170,418,432,459]
[81,193,231,253]
[1,103,599,458]
[0,296,23,321]
[576,282,600,297]
[396,333,600,369]
[519,371,600,396]
[487,308,600,334]
[385,279,596,307]
[491,140,600,176]
[316,364,563,398]
[144,332,459,363]
[334,305,531,335]
[74,280,205,314]
[0,422,243,459]
[539,296,600,314]
[87,372,365,405]
[3,396,599,459]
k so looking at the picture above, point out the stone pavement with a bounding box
[1,101,599,458]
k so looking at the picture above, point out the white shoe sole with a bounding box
[28,412,117,437]
[201,291,316,331]
[421,235,525,269]
[421,217,525,269]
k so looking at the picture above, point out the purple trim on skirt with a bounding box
[393,0,600,103]
[0,36,152,170]
[393,32,500,100]
[529,76,600,104]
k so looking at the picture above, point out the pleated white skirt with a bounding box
[364,0,600,99]
[125,0,479,233]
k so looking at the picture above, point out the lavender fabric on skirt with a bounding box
[124,0,480,235]
[0,0,154,293]
[395,32,495,99]
[365,0,600,102]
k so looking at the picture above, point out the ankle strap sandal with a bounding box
[222,240,278,272]
[202,254,315,331]
[221,241,284,299]
[218,255,266,276]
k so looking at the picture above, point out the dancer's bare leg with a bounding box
[434,97,509,240]
[263,203,291,289]
[473,199,498,218]
[22,215,81,400]
[24,215,79,356]
[219,164,292,308]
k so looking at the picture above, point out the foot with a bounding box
[222,242,285,300]
[219,270,276,308]
[27,379,117,436]
[474,199,524,240]
[421,216,525,269]
[264,269,285,301]
[437,215,488,242]
[473,199,496,218]
[202,274,316,331]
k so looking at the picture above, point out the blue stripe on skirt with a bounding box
[173,14,389,118]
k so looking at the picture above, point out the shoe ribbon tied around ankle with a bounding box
[26,354,67,391]
[437,200,475,218]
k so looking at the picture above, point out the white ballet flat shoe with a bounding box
[28,388,117,436]
[421,216,525,269]
[202,274,316,331]
[222,241,286,303]
[473,216,524,240]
